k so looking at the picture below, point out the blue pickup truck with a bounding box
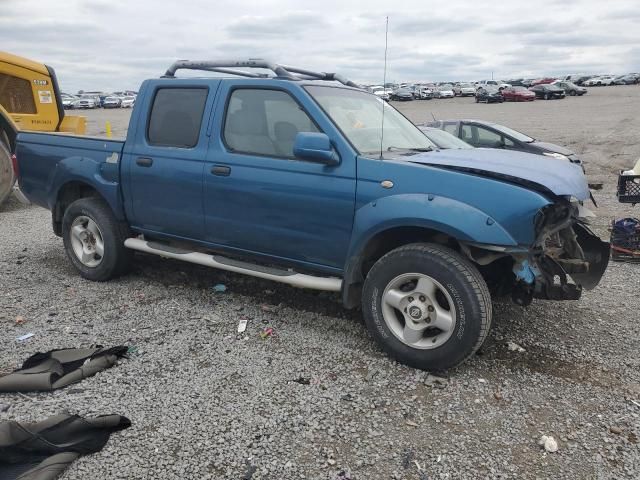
[12,60,609,371]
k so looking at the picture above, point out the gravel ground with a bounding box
[1,85,640,479]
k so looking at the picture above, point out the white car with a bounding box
[121,96,136,108]
[74,97,97,109]
[475,80,511,91]
[583,75,615,86]
[370,86,390,101]
[453,83,476,96]
[435,86,454,98]
[61,95,78,109]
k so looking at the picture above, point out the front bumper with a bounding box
[512,205,609,303]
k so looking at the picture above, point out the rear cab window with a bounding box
[147,87,208,148]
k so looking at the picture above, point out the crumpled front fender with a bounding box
[348,193,520,259]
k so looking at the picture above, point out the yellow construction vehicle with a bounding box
[0,51,86,205]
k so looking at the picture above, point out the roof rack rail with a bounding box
[162,59,361,88]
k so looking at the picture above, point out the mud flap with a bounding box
[570,223,610,290]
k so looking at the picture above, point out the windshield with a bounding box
[421,128,472,149]
[306,86,436,155]
[459,83,472,88]
[489,123,534,143]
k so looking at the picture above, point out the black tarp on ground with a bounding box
[0,347,127,392]
[0,414,131,480]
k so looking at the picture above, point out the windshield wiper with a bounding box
[386,146,434,153]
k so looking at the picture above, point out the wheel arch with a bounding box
[52,181,109,236]
[342,225,462,308]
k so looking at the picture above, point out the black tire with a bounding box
[62,197,132,281]
[569,90,576,96]
[544,92,551,100]
[362,243,492,371]
[0,136,15,206]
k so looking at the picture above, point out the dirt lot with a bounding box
[1,86,639,479]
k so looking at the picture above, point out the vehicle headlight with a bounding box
[542,152,569,161]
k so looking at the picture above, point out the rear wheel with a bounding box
[362,243,492,371]
[0,136,15,206]
[62,197,132,281]
[544,93,551,100]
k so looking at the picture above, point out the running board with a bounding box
[123,238,342,292]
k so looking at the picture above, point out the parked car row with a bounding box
[367,81,489,101]
[61,92,137,109]
[506,73,639,87]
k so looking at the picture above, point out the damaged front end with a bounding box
[510,200,609,305]
[462,199,609,307]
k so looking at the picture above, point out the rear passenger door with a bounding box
[123,82,218,240]
[203,84,356,271]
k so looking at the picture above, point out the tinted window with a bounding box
[0,73,36,114]
[224,89,319,158]
[476,127,502,147]
[147,88,208,148]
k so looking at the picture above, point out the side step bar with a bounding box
[124,238,343,292]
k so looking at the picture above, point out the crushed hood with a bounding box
[407,148,590,200]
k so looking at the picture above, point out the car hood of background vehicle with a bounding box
[531,141,575,156]
[406,148,589,200]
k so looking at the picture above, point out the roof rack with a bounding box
[162,59,361,88]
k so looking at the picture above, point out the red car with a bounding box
[531,77,556,86]
[501,86,536,102]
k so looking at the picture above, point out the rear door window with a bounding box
[476,126,504,148]
[147,88,208,148]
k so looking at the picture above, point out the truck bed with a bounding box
[16,131,124,211]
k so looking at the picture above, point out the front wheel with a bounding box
[362,243,492,371]
[62,197,132,281]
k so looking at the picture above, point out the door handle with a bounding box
[136,157,153,167]
[211,165,231,176]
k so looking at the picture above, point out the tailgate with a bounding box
[15,131,124,209]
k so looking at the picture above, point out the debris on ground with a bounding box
[610,426,623,435]
[539,435,559,453]
[15,333,35,342]
[14,316,25,325]
[507,341,526,353]
[424,374,448,389]
[260,304,276,313]
[241,461,257,480]
[259,327,274,339]
[237,318,248,334]
[405,419,419,427]
[588,182,604,190]
[494,390,503,401]
[0,403,9,412]
[335,471,352,480]
[212,284,227,293]
[292,377,311,385]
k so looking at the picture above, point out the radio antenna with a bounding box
[379,16,389,160]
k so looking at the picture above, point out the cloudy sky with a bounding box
[1,0,639,92]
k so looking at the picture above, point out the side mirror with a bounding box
[293,132,340,165]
